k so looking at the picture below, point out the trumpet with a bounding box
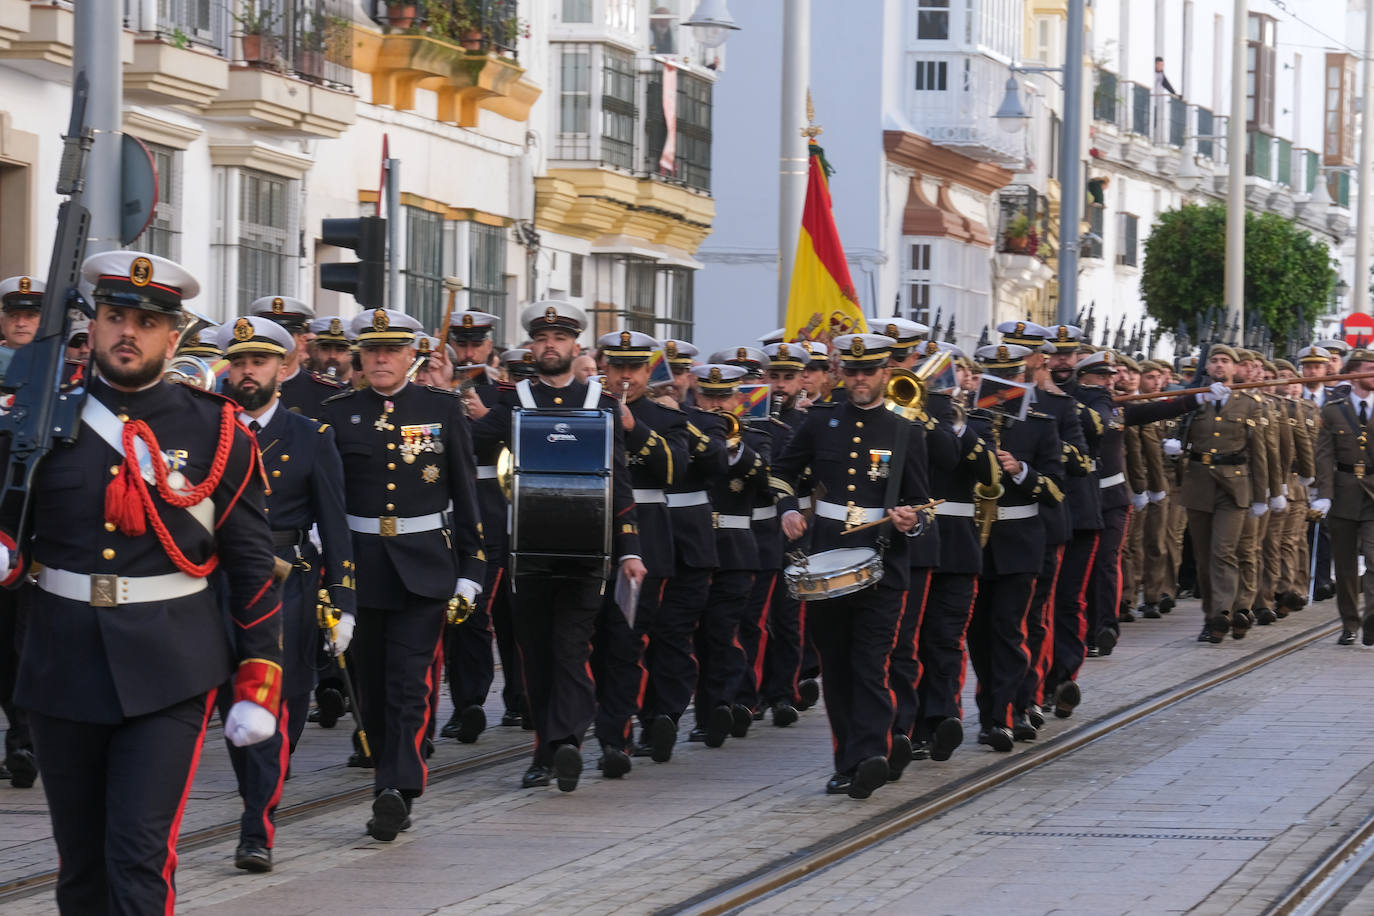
[162,354,217,391]
[884,368,924,421]
[713,408,742,448]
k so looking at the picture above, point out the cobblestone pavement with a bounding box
[2,599,1367,915]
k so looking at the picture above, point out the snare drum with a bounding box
[783,547,884,601]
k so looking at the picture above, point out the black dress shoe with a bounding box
[1140,603,1162,619]
[500,709,523,727]
[1027,705,1045,729]
[930,717,963,761]
[6,749,37,789]
[1254,607,1276,626]
[307,707,321,723]
[825,772,852,795]
[1230,612,1251,640]
[1118,606,1136,623]
[911,738,931,760]
[977,726,1014,753]
[849,756,888,799]
[439,716,462,739]
[1158,593,1175,613]
[1339,629,1358,646]
[1012,714,1037,742]
[421,737,435,759]
[1097,629,1117,656]
[1277,591,1306,611]
[454,704,486,744]
[797,678,820,710]
[752,707,765,721]
[704,705,733,748]
[687,727,708,743]
[347,752,375,768]
[1053,681,1081,719]
[1198,624,1216,643]
[887,733,913,782]
[316,688,344,729]
[1207,613,1230,643]
[647,714,676,762]
[1086,646,1100,658]
[1274,603,1290,619]
[0,762,10,780]
[598,746,632,779]
[553,745,582,792]
[234,843,272,872]
[730,704,753,738]
[1363,615,1374,647]
[771,703,799,728]
[522,764,550,787]
[367,789,408,842]
[1314,583,1336,602]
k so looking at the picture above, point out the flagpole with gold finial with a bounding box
[778,0,811,326]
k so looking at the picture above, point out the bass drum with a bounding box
[782,547,884,601]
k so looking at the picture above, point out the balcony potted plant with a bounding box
[234,0,280,67]
[1003,213,1032,254]
[385,0,420,30]
[298,17,326,81]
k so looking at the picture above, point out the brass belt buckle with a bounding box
[1357,465,1367,480]
[1201,453,1213,466]
[379,516,398,537]
[711,511,720,529]
[90,574,119,607]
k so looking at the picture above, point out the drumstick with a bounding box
[840,499,946,535]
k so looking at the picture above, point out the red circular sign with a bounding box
[1344,312,1374,348]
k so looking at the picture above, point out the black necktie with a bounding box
[1361,401,1369,426]
[249,420,261,434]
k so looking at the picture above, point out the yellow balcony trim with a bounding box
[535,167,714,253]
[356,191,513,227]
[351,24,541,127]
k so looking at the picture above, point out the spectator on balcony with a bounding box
[1087,176,1110,207]
[1154,58,1179,97]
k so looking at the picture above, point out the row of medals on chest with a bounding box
[375,400,442,481]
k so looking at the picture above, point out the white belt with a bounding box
[815,500,885,524]
[633,488,667,504]
[997,504,1040,520]
[797,496,813,510]
[346,512,444,536]
[39,567,207,607]
[667,491,710,508]
[1099,472,1125,488]
[751,506,777,521]
[935,502,975,518]
[714,514,753,529]
[476,465,498,479]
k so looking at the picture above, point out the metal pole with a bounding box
[777,0,810,326]
[385,158,400,312]
[1223,0,1247,332]
[74,0,121,256]
[1055,0,1085,326]
[1355,2,1374,313]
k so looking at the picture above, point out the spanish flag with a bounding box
[783,142,866,343]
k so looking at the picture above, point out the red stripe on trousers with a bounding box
[161,689,217,916]
[262,700,289,847]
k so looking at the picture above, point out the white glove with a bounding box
[455,578,481,604]
[1210,381,1230,403]
[1251,502,1268,517]
[1269,495,1287,512]
[1131,492,1149,511]
[1298,476,1314,487]
[330,611,355,656]
[1148,490,1167,503]
[224,700,277,747]
[1311,498,1332,517]
[0,542,9,573]
[307,523,322,553]
[1162,438,1182,457]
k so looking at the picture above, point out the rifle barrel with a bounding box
[1115,369,1374,402]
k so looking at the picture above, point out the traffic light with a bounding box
[320,216,385,308]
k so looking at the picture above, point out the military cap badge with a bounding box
[129,257,153,287]
[372,309,389,331]
[233,318,254,342]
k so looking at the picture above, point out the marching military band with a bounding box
[2,250,1371,910]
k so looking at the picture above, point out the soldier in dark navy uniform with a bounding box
[636,352,727,762]
[442,311,524,741]
[0,273,43,382]
[470,301,645,791]
[909,342,997,763]
[305,315,355,387]
[9,251,282,913]
[964,344,1065,751]
[319,309,484,840]
[252,295,341,417]
[663,338,700,409]
[687,364,769,747]
[211,316,354,872]
[997,322,1091,731]
[590,330,688,777]
[772,333,930,801]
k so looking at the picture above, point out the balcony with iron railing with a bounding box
[996,184,1051,260]
[352,0,539,126]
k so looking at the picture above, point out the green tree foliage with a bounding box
[1140,203,1334,348]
